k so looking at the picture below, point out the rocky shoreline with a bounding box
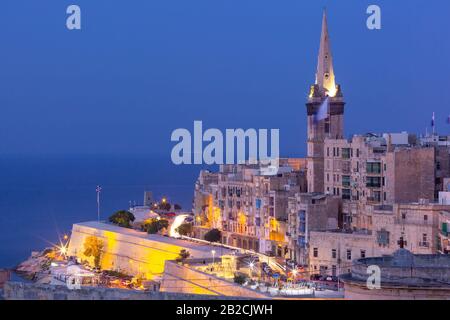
[14,248,58,284]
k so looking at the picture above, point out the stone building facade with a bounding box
[192,160,307,256]
[286,193,341,266]
[306,202,450,276]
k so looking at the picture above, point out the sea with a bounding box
[0,154,211,268]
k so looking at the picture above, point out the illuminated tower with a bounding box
[306,11,345,193]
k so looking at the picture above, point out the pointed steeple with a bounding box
[315,10,337,97]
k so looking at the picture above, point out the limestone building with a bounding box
[192,160,307,257]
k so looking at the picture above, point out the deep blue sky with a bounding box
[0,0,449,157]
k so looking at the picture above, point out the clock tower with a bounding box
[306,11,345,193]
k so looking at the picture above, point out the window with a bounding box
[327,147,330,157]
[313,248,318,258]
[331,249,337,259]
[346,250,352,260]
[366,176,381,188]
[356,149,360,157]
[360,250,366,258]
[342,175,351,187]
[377,229,390,246]
[424,215,428,221]
[422,233,428,246]
[342,148,351,159]
[366,162,381,174]
[373,191,381,202]
[342,188,351,200]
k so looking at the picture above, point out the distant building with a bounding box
[143,191,154,207]
[342,249,450,300]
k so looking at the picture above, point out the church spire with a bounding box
[315,10,337,97]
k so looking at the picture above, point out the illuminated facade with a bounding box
[193,160,307,256]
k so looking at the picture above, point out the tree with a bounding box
[158,202,171,211]
[109,210,135,228]
[83,236,104,269]
[234,273,247,285]
[176,223,193,236]
[144,218,169,234]
[174,204,182,210]
[176,249,190,263]
[204,228,221,243]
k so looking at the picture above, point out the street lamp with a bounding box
[211,250,216,267]
[248,262,255,278]
[292,269,298,282]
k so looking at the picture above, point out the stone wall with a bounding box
[343,281,450,300]
[160,261,268,299]
[67,222,232,278]
[386,148,435,204]
[2,281,253,300]
[0,269,11,288]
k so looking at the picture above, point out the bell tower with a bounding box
[306,11,345,193]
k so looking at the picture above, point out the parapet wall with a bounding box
[160,261,268,299]
[2,281,251,300]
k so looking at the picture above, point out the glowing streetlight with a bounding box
[59,244,67,257]
[162,197,167,203]
[211,250,216,266]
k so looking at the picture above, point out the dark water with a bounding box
[0,155,209,268]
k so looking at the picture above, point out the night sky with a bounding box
[1,0,449,157]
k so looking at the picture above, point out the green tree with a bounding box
[83,236,104,269]
[234,273,247,285]
[176,249,190,263]
[176,223,193,236]
[158,202,171,211]
[144,218,169,234]
[204,228,221,243]
[108,210,135,228]
[174,204,182,210]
